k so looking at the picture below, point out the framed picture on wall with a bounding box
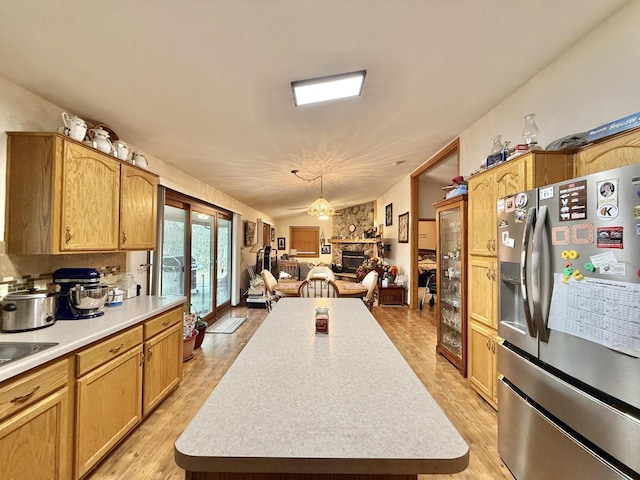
[385,203,393,226]
[271,227,275,242]
[244,221,257,247]
[321,244,331,255]
[277,237,286,250]
[398,212,409,243]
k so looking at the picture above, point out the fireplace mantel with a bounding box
[328,239,379,244]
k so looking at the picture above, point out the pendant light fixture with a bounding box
[291,170,336,220]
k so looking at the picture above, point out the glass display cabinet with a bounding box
[434,194,468,377]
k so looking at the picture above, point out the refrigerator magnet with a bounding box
[596,179,618,216]
[596,226,623,248]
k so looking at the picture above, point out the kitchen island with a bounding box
[175,298,468,479]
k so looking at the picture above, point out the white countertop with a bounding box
[175,298,469,475]
[0,295,186,383]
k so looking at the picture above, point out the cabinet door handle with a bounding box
[491,268,496,281]
[140,351,145,366]
[11,385,40,403]
[162,321,170,326]
[492,340,497,353]
[491,239,496,252]
[65,226,73,244]
[486,239,491,252]
[122,231,128,245]
[486,268,491,280]
[109,343,124,353]
[147,347,153,360]
[486,338,491,350]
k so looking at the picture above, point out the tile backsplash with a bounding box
[0,249,126,295]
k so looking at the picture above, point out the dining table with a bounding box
[175,298,469,480]
[274,280,368,298]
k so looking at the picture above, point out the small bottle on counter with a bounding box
[315,307,329,334]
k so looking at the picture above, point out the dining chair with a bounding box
[360,271,379,310]
[298,278,338,298]
[306,265,336,282]
[261,269,279,309]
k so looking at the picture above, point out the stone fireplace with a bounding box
[341,251,366,273]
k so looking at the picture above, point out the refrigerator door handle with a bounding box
[520,206,537,337]
[531,205,550,343]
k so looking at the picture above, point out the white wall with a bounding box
[273,214,333,265]
[0,75,272,304]
[419,179,445,218]
[376,176,412,298]
[459,1,640,176]
[379,1,640,306]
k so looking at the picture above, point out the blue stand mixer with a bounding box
[53,268,109,320]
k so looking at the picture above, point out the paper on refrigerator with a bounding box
[548,273,640,357]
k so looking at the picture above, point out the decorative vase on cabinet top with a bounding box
[88,127,113,154]
[61,111,88,142]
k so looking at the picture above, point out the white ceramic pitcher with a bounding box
[88,127,113,154]
[131,151,148,168]
[61,111,88,142]
[112,140,132,161]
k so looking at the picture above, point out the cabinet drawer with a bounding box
[77,326,143,376]
[0,357,70,421]
[144,306,182,340]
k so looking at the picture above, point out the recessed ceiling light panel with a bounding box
[292,70,366,106]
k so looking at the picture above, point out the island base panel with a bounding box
[185,473,416,480]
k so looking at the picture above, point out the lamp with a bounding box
[291,170,336,220]
[288,249,297,258]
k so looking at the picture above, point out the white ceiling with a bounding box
[0,1,629,219]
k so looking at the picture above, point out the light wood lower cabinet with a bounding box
[468,320,498,408]
[75,329,144,479]
[0,358,72,480]
[143,307,184,415]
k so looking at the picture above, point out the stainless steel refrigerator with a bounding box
[496,163,640,479]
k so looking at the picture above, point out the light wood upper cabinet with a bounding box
[5,132,158,254]
[61,141,121,251]
[468,172,497,257]
[467,152,572,258]
[575,128,640,175]
[120,164,158,250]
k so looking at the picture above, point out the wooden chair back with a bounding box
[298,278,338,298]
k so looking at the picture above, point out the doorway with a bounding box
[409,138,460,309]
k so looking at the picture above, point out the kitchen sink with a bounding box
[0,342,58,366]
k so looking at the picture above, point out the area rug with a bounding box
[206,316,247,334]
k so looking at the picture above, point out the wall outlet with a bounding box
[34,279,48,291]
[0,284,8,300]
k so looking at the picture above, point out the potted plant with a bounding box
[183,309,199,362]
[194,316,208,349]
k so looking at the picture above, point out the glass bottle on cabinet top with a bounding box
[434,194,468,377]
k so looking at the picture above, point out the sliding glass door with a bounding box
[216,217,232,306]
[154,191,233,321]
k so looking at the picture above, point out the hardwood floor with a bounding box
[87,304,513,479]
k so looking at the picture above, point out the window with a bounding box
[289,226,319,257]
